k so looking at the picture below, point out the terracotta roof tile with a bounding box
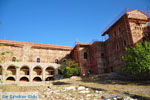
[0,39,72,50]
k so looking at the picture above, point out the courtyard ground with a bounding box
[0,73,150,100]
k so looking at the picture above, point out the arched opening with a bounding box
[7,66,16,75]
[20,77,29,82]
[45,67,55,75]
[6,77,15,81]
[33,66,42,75]
[0,66,2,75]
[33,77,42,82]
[45,77,54,81]
[20,66,29,75]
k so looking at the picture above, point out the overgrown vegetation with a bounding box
[121,41,150,80]
[60,59,80,78]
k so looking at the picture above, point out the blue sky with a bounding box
[0,0,149,47]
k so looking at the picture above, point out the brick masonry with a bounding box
[71,9,150,75]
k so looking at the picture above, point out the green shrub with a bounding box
[60,59,80,78]
[121,41,150,80]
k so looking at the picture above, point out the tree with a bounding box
[121,41,150,80]
[60,59,80,78]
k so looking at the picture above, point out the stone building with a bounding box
[0,40,72,84]
[70,42,106,75]
[0,9,150,83]
[102,9,150,72]
[71,9,150,75]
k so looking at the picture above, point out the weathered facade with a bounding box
[103,9,150,72]
[71,9,150,75]
[71,42,106,75]
[0,9,150,82]
[0,40,72,84]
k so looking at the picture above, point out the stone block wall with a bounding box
[0,62,60,84]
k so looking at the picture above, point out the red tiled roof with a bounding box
[0,39,72,50]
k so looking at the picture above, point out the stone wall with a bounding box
[89,42,105,74]
[0,40,72,84]
[0,62,60,84]
[0,40,72,63]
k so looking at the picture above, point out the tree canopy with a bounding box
[60,59,80,78]
[121,41,150,79]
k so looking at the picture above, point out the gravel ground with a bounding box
[0,75,150,100]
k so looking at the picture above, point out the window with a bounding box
[116,44,119,50]
[55,59,59,64]
[119,27,121,33]
[84,52,88,59]
[101,53,104,57]
[114,31,117,36]
[136,22,140,26]
[37,58,40,63]
[123,40,127,46]
[12,57,16,62]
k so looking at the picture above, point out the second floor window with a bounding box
[84,52,88,59]
[37,58,40,63]
[101,53,104,57]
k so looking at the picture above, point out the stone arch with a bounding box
[20,66,30,75]
[45,77,54,81]
[33,77,42,82]
[7,65,16,75]
[33,66,42,75]
[45,66,55,75]
[20,77,29,82]
[6,76,15,81]
[0,65,2,75]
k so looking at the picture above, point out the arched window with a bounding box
[6,77,15,81]
[20,66,29,75]
[84,52,88,59]
[7,66,16,75]
[33,77,42,82]
[55,59,59,64]
[20,77,29,82]
[45,67,55,75]
[45,77,54,81]
[37,58,40,63]
[33,66,42,75]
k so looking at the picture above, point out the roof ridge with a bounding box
[0,39,72,50]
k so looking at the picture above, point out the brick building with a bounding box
[71,9,150,75]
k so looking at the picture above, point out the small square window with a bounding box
[37,58,40,63]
